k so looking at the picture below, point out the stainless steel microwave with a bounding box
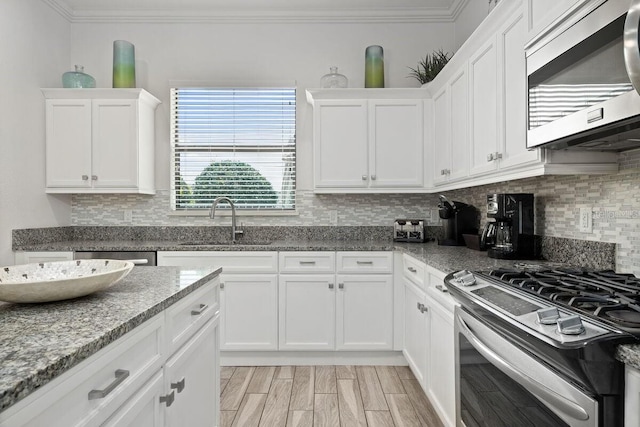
[526,0,640,151]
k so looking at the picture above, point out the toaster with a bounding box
[394,219,426,242]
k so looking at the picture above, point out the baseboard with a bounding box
[220,350,407,366]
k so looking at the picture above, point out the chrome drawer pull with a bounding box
[160,390,175,407]
[338,283,344,289]
[357,261,373,265]
[435,284,448,293]
[191,303,209,316]
[328,283,334,289]
[407,267,417,273]
[171,377,186,393]
[299,261,316,265]
[88,369,129,400]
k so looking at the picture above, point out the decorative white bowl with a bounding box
[0,259,134,303]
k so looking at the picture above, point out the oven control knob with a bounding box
[556,315,585,335]
[536,307,560,325]
[452,271,476,287]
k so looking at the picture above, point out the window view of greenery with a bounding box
[170,88,296,211]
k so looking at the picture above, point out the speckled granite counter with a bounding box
[617,344,640,370]
[0,266,221,413]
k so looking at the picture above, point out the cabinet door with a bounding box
[448,67,469,182]
[469,38,499,177]
[432,86,450,185]
[101,371,164,427]
[498,7,541,169]
[92,100,138,189]
[14,251,74,265]
[164,316,219,427]
[45,99,92,188]
[403,279,428,387]
[313,101,369,189]
[279,274,335,350]
[369,100,423,188]
[336,274,393,350]
[427,300,455,427]
[220,274,278,350]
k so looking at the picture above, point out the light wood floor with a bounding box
[220,366,444,427]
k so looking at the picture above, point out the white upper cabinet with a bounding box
[525,0,582,43]
[42,89,160,194]
[307,89,425,193]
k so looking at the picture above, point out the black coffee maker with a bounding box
[437,195,477,246]
[484,193,535,259]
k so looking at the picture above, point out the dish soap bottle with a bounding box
[320,66,348,88]
[62,65,96,88]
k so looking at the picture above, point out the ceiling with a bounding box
[43,0,468,23]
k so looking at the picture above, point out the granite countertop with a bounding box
[0,266,221,413]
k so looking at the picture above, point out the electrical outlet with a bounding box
[123,209,133,223]
[579,207,592,233]
[329,210,338,225]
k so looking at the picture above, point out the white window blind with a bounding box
[170,87,296,210]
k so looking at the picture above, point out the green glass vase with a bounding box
[62,65,96,88]
[365,45,384,88]
[113,40,136,88]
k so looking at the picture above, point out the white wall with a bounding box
[454,0,490,50]
[0,0,72,265]
[70,20,456,193]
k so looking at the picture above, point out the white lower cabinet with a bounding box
[336,274,393,350]
[278,251,394,351]
[14,251,74,264]
[401,254,456,427]
[158,251,279,351]
[626,365,640,427]
[163,316,219,427]
[403,277,429,386]
[278,273,336,350]
[0,279,220,427]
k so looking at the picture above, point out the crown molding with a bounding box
[42,0,469,24]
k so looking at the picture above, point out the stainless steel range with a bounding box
[445,266,640,427]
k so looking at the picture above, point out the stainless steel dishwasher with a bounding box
[74,251,157,266]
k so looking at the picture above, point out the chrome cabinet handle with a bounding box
[357,261,373,265]
[361,175,368,180]
[487,153,494,162]
[299,261,316,265]
[82,175,89,181]
[220,282,225,289]
[435,284,448,293]
[160,390,175,407]
[338,283,344,289]
[419,303,428,313]
[495,152,502,160]
[88,369,129,400]
[371,175,377,180]
[91,175,98,180]
[625,1,640,95]
[407,267,417,273]
[440,169,445,175]
[328,283,334,289]
[191,303,209,316]
[171,377,186,393]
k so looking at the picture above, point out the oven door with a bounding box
[454,306,598,427]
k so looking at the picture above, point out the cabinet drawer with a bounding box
[166,279,219,355]
[1,315,164,427]
[279,252,336,273]
[336,252,393,274]
[402,254,427,290]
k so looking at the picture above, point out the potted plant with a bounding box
[408,49,453,86]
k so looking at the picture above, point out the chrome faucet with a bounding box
[209,197,244,243]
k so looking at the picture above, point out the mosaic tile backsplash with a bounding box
[71,149,640,273]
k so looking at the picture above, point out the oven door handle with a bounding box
[625,0,640,95]
[457,316,590,422]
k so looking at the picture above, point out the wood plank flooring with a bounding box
[220,366,444,427]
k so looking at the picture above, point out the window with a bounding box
[170,87,296,211]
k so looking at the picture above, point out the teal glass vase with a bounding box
[62,65,96,88]
[113,40,136,88]
[365,45,384,88]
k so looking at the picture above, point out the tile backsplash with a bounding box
[72,149,640,273]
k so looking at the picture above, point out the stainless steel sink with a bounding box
[178,241,273,246]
